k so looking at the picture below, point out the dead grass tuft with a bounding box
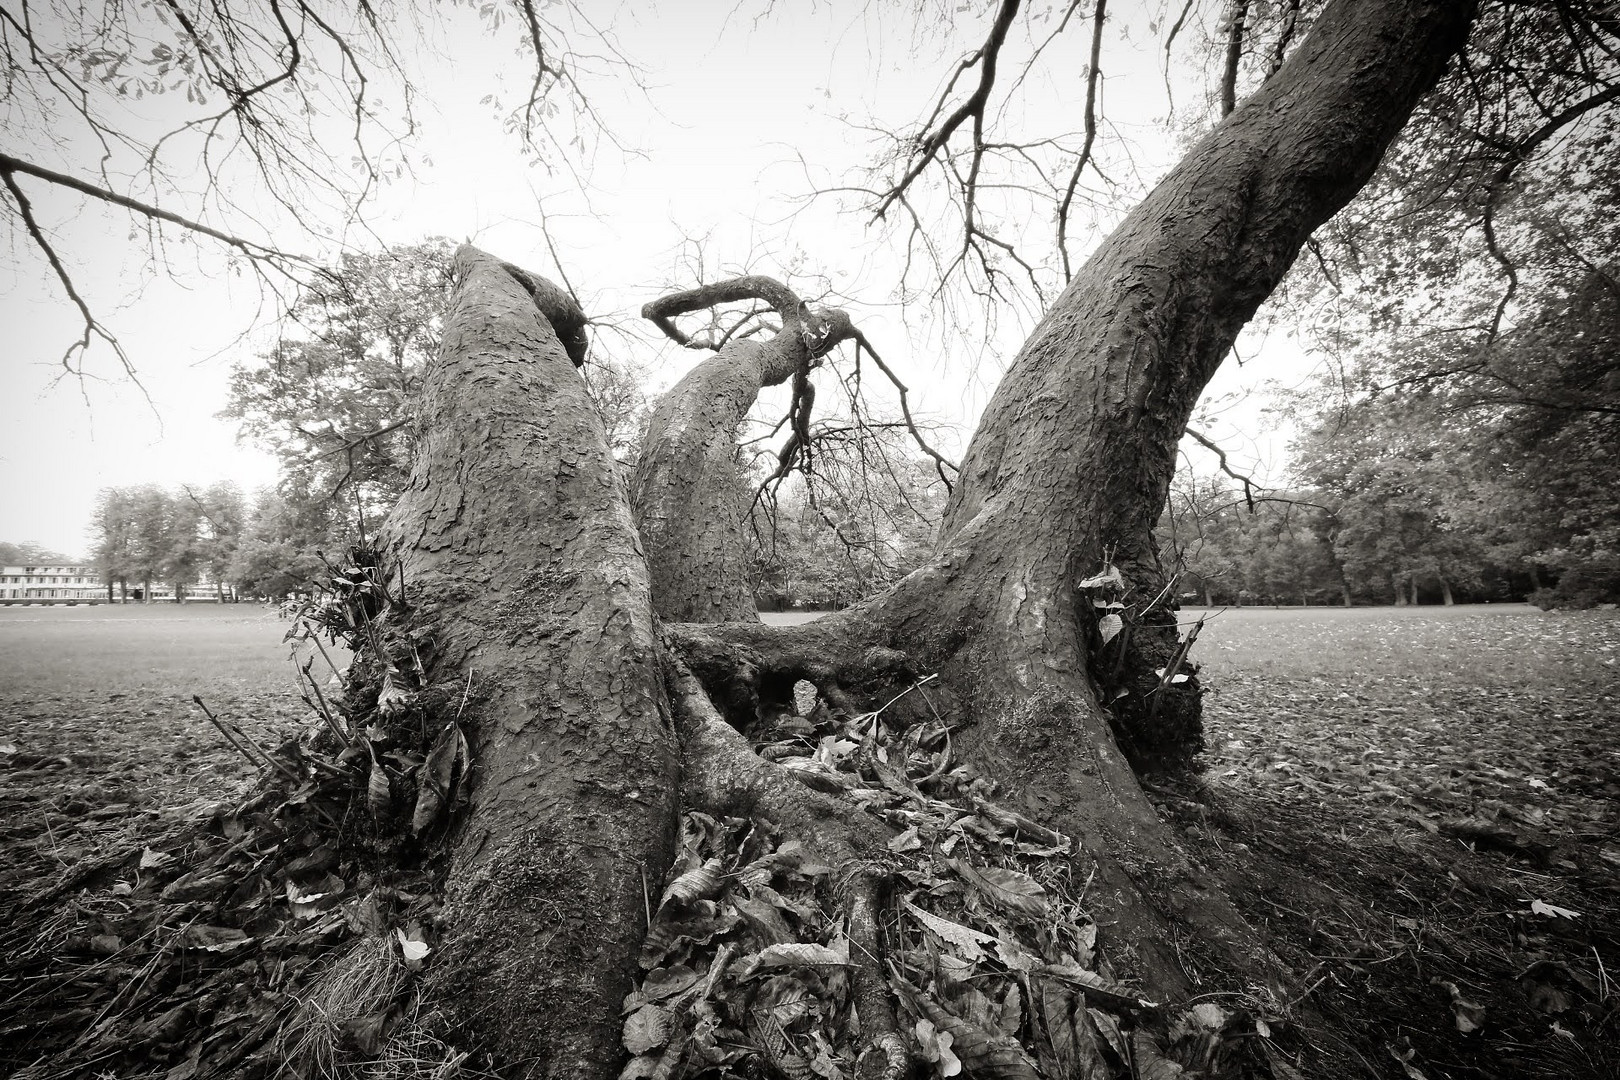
[283,934,409,1078]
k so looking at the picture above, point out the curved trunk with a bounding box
[661,0,1475,1010]
[386,247,679,1076]
[935,0,1475,756]
[631,334,804,622]
[346,0,1481,1073]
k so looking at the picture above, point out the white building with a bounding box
[0,563,105,603]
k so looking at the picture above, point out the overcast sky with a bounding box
[0,0,1306,557]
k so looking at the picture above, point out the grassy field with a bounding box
[2,602,1616,1078]
[0,602,298,696]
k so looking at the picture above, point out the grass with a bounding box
[1166,602,1620,1079]
[0,602,298,697]
[2,602,1615,1079]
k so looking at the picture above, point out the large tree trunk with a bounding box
[632,279,855,622]
[383,248,679,1076]
[378,0,1477,1074]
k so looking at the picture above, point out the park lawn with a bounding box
[0,605,322,919]
[1161,603,1620,1080]
[0,602,1615,1078]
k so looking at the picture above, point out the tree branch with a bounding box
[870,0,1020,222]
[1183,426,1259,511]
[1058,0,1107,282]
[0,151,312,271]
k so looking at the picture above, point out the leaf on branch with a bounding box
[1098,614,1125,645]
[1077,565,1124,591]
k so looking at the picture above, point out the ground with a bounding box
[0,602,1615,1078]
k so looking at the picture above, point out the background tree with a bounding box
[225,240,454,517]
[1289,261,1620,605]
[227,485,333,599]
[0,541,79,564]
[187,481,247,600]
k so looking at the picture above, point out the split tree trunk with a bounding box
[386,0,1478,1072]
[661,0,1475,1005]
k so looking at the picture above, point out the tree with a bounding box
[0,541,78,565]
[1289,262,1620,605]
[361,0,1484,1069]
[89,489,138,601]
[23,2,1620,1078]
[227,485,332,599]
[225,241,454,519]
[1159,480,1347,606]
[125,484,176,601]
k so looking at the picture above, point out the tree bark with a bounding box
[632,279,854,622]
[659,0,1474,1007]
[385,247,680,1076]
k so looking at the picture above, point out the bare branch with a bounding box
[0,163,140,387]
[1183,426,1258,511]
[0,151,314,272]
[1058,0,1107,282]
[1219,0,1251,118]
[642,276,812,347]
[870,0,1020,223]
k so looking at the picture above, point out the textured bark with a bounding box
[926,0,1476,761]
[631,334,803,622]
[632,278,857,623]
[386,246,679,1078]
[380,0,1482,1072]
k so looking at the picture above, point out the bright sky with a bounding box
[0,0,1305,557]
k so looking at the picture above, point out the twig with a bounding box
[192,695,300,782]
[300,658,352,744]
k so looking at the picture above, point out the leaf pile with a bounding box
[0,549,480,1079]
[625,684,1253,1079]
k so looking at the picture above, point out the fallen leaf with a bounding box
[395,927,431,965]
[1527,899,1581,919]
